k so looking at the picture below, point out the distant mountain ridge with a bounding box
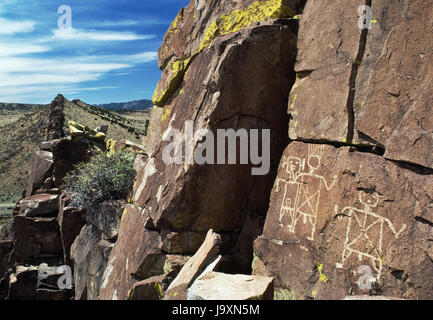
[95,99,152,111]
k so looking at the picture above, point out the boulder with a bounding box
[165,230,222,299]
[127,275,165,300]
[51,137,93,187]
[26,151,54,197]
[98,205,164,300]
[187,271,274,300]
[11,216,63,265]
[106,139,146,156]
[19,194,59,217]
[7,266,38,300]
[253,141,433,299]
[70,224,114,300]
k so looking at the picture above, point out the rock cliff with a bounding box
[1,0,431,300]
[101,0,432,300]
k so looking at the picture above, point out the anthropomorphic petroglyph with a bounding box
[275,145,337,240]
[336,191,407,281]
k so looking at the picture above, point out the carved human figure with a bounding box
[336,191,407,281]
[276,145,336,240]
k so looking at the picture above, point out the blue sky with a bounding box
[0,0,189,104]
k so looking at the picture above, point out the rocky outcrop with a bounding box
[4,0,432,301]
[46,94,65,141]
[25,151,54,197]
[99,0,302,300]
[1,101,114,300]
[70,200,125,300]
[70,224,114,300]
[252,0,433,300]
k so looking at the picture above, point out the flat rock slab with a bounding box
[187,271,274,300]
[354,0,433,169]
[19,194,59,217]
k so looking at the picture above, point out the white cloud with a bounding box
[0,50,157,87]
[0,46,157,102]
[0,43,49,57]
[0,17,35,34]
[50,27,154,41]
[0,14,158,103]
[90,17,168,27]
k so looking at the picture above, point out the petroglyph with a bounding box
[336,191,407,281]
[275,145,336,240]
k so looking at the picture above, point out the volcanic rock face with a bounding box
[252,0,433,300]
[98,0,433,300]
[99,0,301,300]
[253,142,433,299]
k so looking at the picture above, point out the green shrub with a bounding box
[63,152,136,211]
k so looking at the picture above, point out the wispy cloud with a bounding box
[0,50,157,87]
[0,43,50,57]
[50,27,155,42]
[0,17,35,34]
[89,17,169,27]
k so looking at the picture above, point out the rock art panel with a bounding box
[254,141,433,299]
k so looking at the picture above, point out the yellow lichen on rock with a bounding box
[161,107,171,123]
[315,262,328,283]
[153,0,296,108]
[152,56,194,107]
[198,0,296,53]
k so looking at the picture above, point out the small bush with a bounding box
[63,152,136,211]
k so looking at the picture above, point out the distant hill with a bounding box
[0,102,44,111]
[0,95,150,197]
[96,99,153,111]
